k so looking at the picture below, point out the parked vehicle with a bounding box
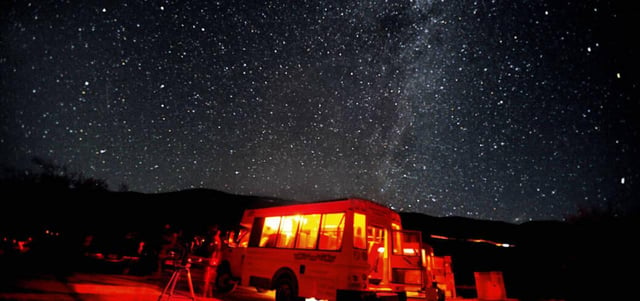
[214,198,426,301]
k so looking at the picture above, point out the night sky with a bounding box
[1,0,638,223]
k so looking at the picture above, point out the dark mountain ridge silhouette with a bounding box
[3,187,300,237]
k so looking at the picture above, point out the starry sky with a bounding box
[1,0,638,223]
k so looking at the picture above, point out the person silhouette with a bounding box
[155,224,182,278]
[202,225,222,297]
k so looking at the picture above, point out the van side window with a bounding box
[295,214,320,249]
[318,213,345,250]
[248,217,264,247]
[259,216,281,247]
[354,213,366,249]
[276,215,301,248]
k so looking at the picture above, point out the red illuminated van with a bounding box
[215,198,425,301]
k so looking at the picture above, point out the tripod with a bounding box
[157,258,196,301]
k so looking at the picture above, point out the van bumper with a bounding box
[336,290,407,301]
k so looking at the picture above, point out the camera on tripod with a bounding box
[173,241,192,267]
[158,242,197,301]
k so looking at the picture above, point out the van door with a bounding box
[366,226,387,285]
[390,230,425,292]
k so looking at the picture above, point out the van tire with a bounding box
[215,263,236,295]
[274,275,300,301]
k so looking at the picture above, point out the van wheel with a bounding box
[215,265,236,295]
[274,276,300,301]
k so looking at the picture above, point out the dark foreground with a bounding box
[0,271,284,301]
[0,251,233,301]
[0,264,275,301]
[0,270,489,301]
[1,272,166,301]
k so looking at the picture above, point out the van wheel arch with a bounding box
[272,268,302,301]
[215,260,237,295]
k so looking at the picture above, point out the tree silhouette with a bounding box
[0,156,109,192]
[118,182,130,192]
[564,196,638,223]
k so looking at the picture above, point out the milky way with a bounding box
[1,0,638,223]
